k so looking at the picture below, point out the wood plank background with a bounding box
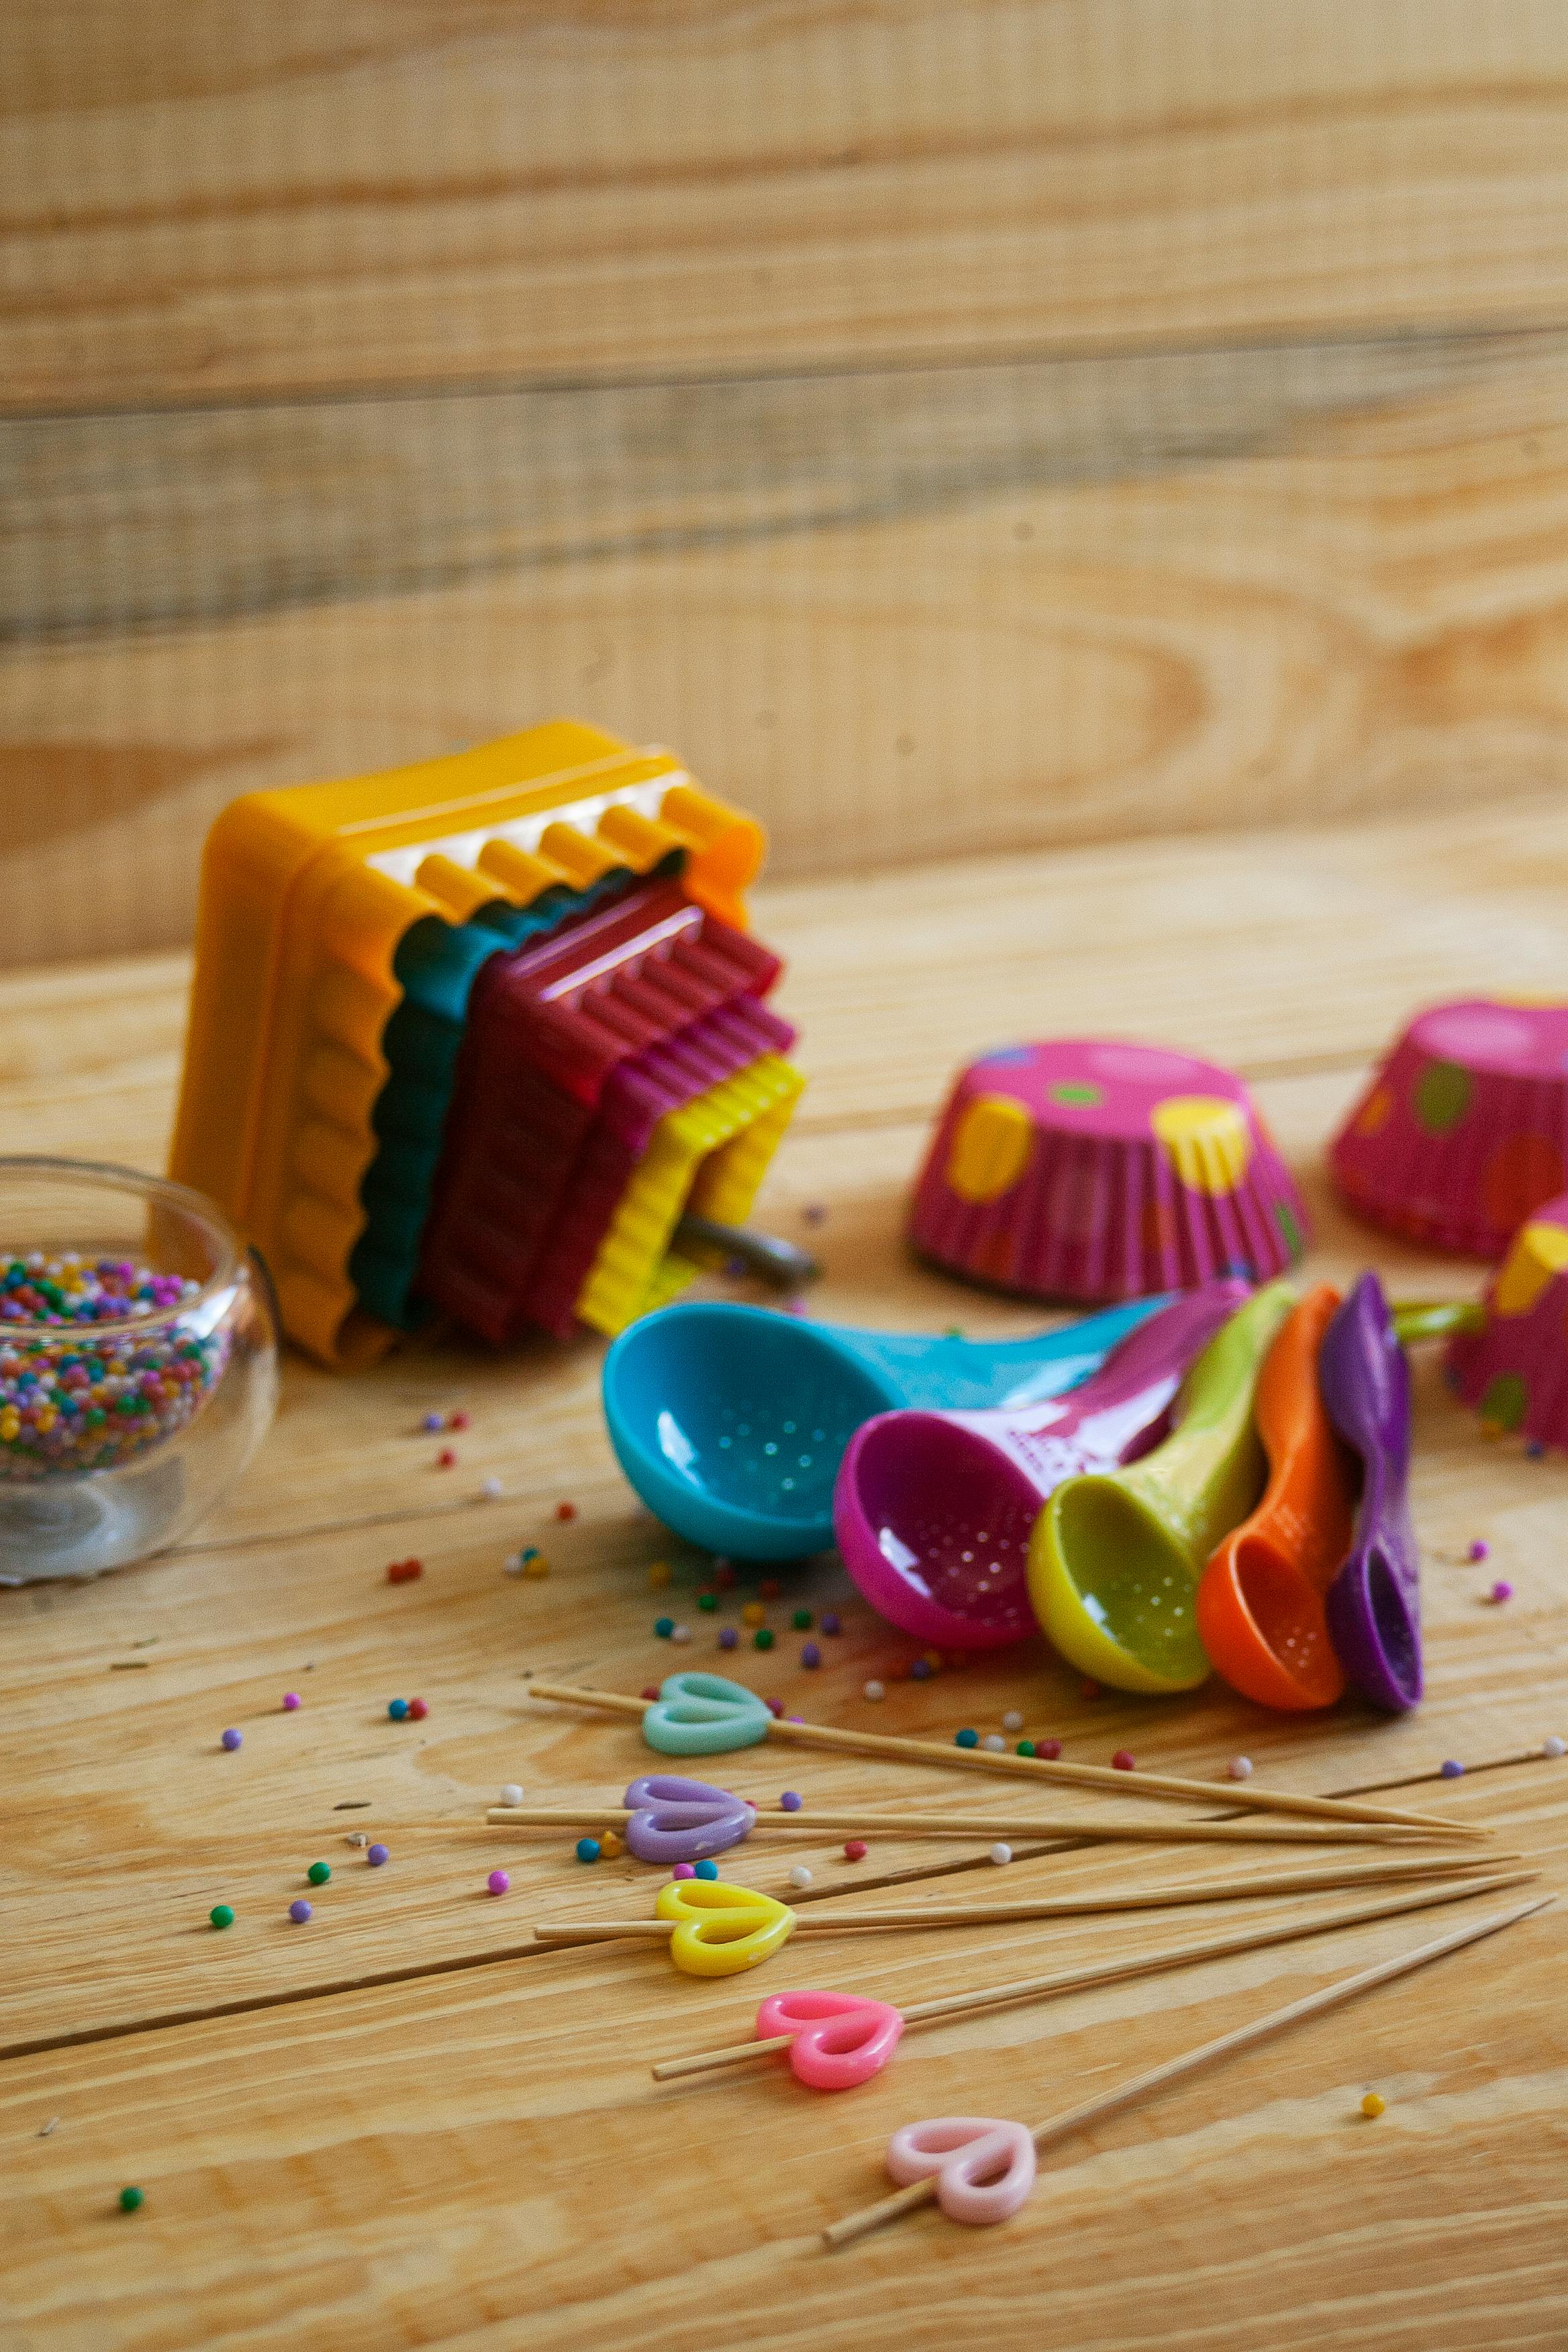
[5,4,1568,969]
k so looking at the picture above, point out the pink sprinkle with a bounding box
[640,1685,660,1702]
[843,1839,868,1861]
[487,1869,510,1896]
[282,1692,301,1712]
[671,1862,696,1881]
[765,1697,785,1718]
[1490,1580,1514,1603]
[1468,1540,1491,1563]
[1112,1749,1136,1771]
[1035,1737,1063,1759]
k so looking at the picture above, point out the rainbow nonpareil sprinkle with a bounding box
[0,1253,225,1479]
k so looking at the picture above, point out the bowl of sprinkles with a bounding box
[0,1160,278,1581]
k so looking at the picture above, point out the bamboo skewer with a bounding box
[523,1679,1480,1835]
[650,1869,1536,2081]
[823,1894,1553,2247]
[489,1802,1458,1850]
[532,1848,1515,1949]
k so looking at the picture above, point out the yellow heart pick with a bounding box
[653,1877,796,1977]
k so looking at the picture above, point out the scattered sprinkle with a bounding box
[289,1900,313,1924]
[407,1697,428,1720]
[910,1658,933,1681]
[863,1679,885,1702]
[741,1601,766,1628]
[697,1592,718,1612]
[487,1870,511,1896]
[792,1608,813,1630]
[802,1204,827,1226]
[718,1628,738,1651]
[599,1830,623,1859]
[758,1579,782,1602]
[523,1551,549,1579]
[954,1728,979,1749]
[420,1412,443,1434]
[220,1728,242,1752]
[799,1640,822,1668]
[576,1839,601,1864]
[780,1791,803,1812]
[480,1476,503,1501]
[648,1561,671,1589]
[1489,1580,1514,1603]
[1526,1440,1547,1459]
[671,1863,696,1881]
[714,1560,737,1589]
[1228,1755,1255,1780]
[1544,1736,1567,1758]
[789,1864,814,1890]
[388,1556,423,1583]
[640,1685,660,1701]
[693,1858,719,1880]
[307,1861,331,1885]
[1035,1738,1063,1759]
[765,1696,785,1718]
[346,1832,369,1848]
[981,1732,1006,1754]
[989,1843,1013,1866]
[753,1627,775,1651]
[843,1839,868,1861]
[943,1326,963,1339]
[654,1616,675,1638]
[1016,1739,1036,1757]
[118,2186,144,2213]
[367,1844,389,1867]
[1112,1749,1136,1771]
[436,1447,457,1469]
[1467,1539,1491,1563]
[555,1501,577,1523]
[500,1784,524,1806]
[448,1411,470,1432]
[1361,2092,1385,2120]
[282,1692,302,1712]
[820,1612,842,1636]
[670,1624,692,1645]
[1440,1759,1465,1778]
[387,1699,409,1721]
[1001,1710,1024,1733]
[209,1904,234,1930]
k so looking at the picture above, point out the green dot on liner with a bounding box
[306,1861,332,1886]
[1480,1371,1528,1433]
[1275,1200,1304,1257]
[1414,1058,1473,1135]
[1049,1081,1103,1106]
[209,1904,235,1930]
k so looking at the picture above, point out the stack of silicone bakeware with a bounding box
[169,720,803,1365]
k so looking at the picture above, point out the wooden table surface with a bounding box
[4,799,1568,2351]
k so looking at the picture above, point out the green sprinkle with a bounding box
[752,1627,775,1651]
[791,1608,812,1630]
[118,2186,144,2212]
[306,1861,331,1886]
[697,1592,718,1612]
[1016,1739,1036,1757]
[209,1904,235,1930]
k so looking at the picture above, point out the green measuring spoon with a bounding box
[1028,1279,1298,1694]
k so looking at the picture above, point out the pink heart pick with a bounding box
[755,1989,905,2090]
[885,2116,1036,2225]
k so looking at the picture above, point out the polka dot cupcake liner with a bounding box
[910,1040,1308,1304]
[1446,1191,1568,1452]
[1331,999,1568,1259]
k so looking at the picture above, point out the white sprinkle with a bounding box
[1001,1710,1024,1732]
[503,1552,526,1575]
[989,1843,1013,1866]
[1544,1736,1567,1759]
[981,1732,1006,1753]
[789,1864,814,1889]
[862,1679,885,1702]
[670,1624,692,1645]
[345,1832,369,1848]
[500,1783,524,1807]
[1227,1755,1254,1780]
[480,1475,503,1501]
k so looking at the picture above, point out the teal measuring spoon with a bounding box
[601,1295,1165,1560]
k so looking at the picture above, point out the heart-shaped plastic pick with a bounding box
[755,1989,905,2091]
[642,1672,773,1757]
[885,2116,1037,2225]
[654,1878,796,1977]
[622,1775,756,1864]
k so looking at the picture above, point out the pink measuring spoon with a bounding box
[833,1281,1250,1648]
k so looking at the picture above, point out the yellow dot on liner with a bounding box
[648,1561,672,1589]
[1361,2092,1385,2119]
[1149,1095,1255,1196]
[944,1093,1034,1204]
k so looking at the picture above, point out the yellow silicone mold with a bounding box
[575,1055,805,1338]
[168,721,766,1366]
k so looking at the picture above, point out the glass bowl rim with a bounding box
[0,1155,244,1342]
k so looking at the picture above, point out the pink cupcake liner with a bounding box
[1332,998,1568,1259]
[910,1040,1308,1304]
[1445,1189,1568,1450]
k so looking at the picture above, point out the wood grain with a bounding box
[8,332,1568,964]
[7,1,1568,409]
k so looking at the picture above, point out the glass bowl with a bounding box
[0,1158,279,1581]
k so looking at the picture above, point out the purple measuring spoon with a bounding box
[833,1281,1251,1649]
[621,1774,756,1865]
[1318,1273,1422,1712]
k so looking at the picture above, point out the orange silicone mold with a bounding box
[167,721,766,1365]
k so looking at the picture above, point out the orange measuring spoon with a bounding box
[1196,1284,1355,1711]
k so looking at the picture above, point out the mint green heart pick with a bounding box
[644,1672,773,1757]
